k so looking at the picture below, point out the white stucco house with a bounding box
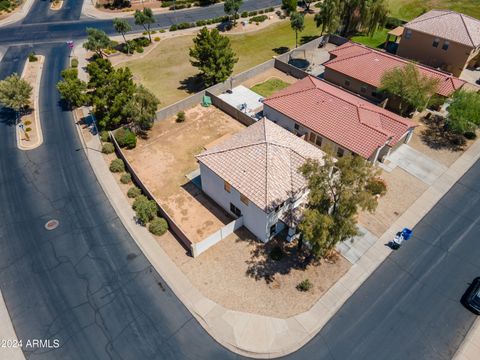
[196,119,326,243]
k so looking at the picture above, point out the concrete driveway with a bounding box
[383,144,448,185]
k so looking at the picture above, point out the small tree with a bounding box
[83,28,112,58]
[56,67,88,109]
[298,153,380,259]
[282,0,297,15]
[380,63,440,116]
[290,12,305,48]
[224,0,243,27]
[133,195,157,225]
[113,18,132,54]
[447,90,480,134]
[0,73,33,120]
[122,85,159,133]
[134,8,155,43]
[189,27,239,87]
[303,0,314,11]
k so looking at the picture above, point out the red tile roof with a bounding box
[263,76,416,159]
[325,42,465,97]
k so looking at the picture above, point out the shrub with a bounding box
[25,127,32,132]
[241,11,248,18]
[133,195,157,224]
[170,24,178,31]
[366,178,387,196]
[269,245,284,261]
[120,173,132,184]
[109,158,125,173]
[385,16,405,30]
[100,130,110,142]
[28,52,38,62]
[71,58,79,68]
[296,279,313,292]
[136,46,144,53]
[154,36,161,42]
[102,142,115,154]
[176,111,186,122]
[148,217,168,236]
[249,15,268,23]
[464,131,477,140]
[160,29,166,33]
[142,31,148,35]
[127,186,142,198]
[115,128,137,149]
[24,120,32,126]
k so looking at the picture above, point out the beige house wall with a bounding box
[397,28,477,76]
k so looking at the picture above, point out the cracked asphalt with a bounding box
[0,1,479,359]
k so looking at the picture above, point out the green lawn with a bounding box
[350,27,389,49]
[251,78,290,97]
[387,0,480,21]
[120,16,320,108]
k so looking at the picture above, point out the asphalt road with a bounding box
[0,0,282,45]
[0,1,479,359]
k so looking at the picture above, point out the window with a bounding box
[270,223,277,236]
[294,123,300,130]
[230,203,242,217]
[315,136,323,147]
[337,147,345,157]
[309,132,316,143]
[240,193,249,206]
[344,79,351,87]
[442,41,449,50]
[432,38,439,48]
[224,181,231,193]
[404,29,412,39]
[360,86,367,94]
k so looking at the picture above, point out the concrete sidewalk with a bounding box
[454,318,480,360]
[0,0,35,27]
[75,103,480,358]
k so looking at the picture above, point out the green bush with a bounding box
[176,111,186,123]
[100,130,110,142]
[464,131,477,140]
[136,46,144,53]
[249,15,268,23]
[269,245,284,261]
[160,29,166,33]
[148,217,168,236]
[169,24,178,31]
[366,178,387,196]
[71,58,79,68]
[241,11,248,18]
[24,120,32,126]
[133,195,157,224]
[127,186,142,198]
[120,173,131,184]
[102,142,115,154]
[115,128,137,149]
[154,36,161,42]
[28,52,38,62]
[296,279,313,292]
[25,127,32,132]
[109,158,125,173]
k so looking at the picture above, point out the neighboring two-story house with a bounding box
[323,42,465,108]
[263,76,417,163]
[396,10,480,76]
[196,119,326,243]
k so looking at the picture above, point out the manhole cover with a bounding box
[44,219,59,231]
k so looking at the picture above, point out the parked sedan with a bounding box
[463,277,480,315]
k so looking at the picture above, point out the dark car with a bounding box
[463,277,480,315]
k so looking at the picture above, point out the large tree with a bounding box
[134,8,155,43]
[122,85,159,133]
[83,28,112,58]
[224,0,243,27]
[56,68,88,109]
[85,57,114,89]
[113,18,132,54]
[314,0,388,36]
[189,27,238,87]
[0,73,32,118]
[290,12,305,48]
[447,90,480,134]
[380,63,440,116]
[298,153,381,259]
[282,0,297,15]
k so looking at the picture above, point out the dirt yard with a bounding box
[358,166,428,237]
[158,227,351,318]
[409,120,477,167]
[124,105,245,242]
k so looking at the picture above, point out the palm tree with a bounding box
[113,18,132,54]
[290,12,305,48]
